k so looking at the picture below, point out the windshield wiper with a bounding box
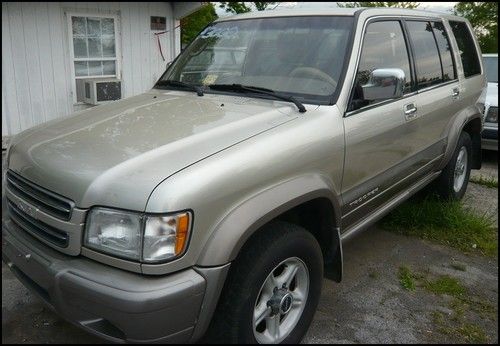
[155,80,204,96]
[209,84,306,113]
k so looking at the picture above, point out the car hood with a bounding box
[486,82,498,107]
[8,89,299,210]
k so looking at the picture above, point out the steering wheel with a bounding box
[289,67,337,89]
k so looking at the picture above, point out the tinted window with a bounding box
[351,21,412,109]
[483,56,498,83]
[449,21,481,78]
[432,21,456,81]
[407,21,442,88]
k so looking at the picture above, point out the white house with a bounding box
[1,1,204,145]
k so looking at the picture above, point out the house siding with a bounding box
[2,1,181,137]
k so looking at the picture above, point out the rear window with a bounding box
[449,21,481,78]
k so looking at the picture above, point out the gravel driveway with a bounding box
[2,151,498,344]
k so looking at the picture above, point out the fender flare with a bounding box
[196,174,343,271]
[438,109,482,171]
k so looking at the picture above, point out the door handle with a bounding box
[452,87,460,99]
[404,103,417,121]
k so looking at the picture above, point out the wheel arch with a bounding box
[196,174,344,282]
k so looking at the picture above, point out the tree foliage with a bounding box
[337,2,420,8]
[454,2,498,53]
[218,2,276,14]
[180,3,218,46]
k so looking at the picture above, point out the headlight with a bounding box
[84,207,191,262]
[485,106,498,123]
[85,208,143,260]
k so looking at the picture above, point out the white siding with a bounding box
[2,1,181,136]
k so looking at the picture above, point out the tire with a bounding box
[433,131,472,200]
[204,221,323,344]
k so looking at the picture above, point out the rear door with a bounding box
[403,19,461,164]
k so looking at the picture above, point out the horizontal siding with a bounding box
[2,1,178,136]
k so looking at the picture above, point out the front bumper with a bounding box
[2,219,206,343]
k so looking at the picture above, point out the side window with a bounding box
[350,21,412,110]
[406,21,442,89]
[449,21,481,78]
[431,21,457,81]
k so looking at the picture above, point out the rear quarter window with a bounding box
[449,21,481,78]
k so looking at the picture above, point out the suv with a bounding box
[482,53,498,151]
[2,8,486,344]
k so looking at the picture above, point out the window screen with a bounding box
[449,21,481,78]
[406,21,442,89]
[431,21,456,81]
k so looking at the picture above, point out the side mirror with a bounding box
[362,68,405,101]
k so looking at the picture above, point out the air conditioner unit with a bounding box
[83,79,122,105]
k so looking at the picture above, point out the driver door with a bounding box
[341,19,418,229]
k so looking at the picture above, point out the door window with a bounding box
[431,21,457,81]
[406,21,443,89]
[350,20,412,110]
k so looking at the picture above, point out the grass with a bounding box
[433,311,489,344]
[398,266,416,291]
[424,275,466,298]
[469,175,498,188]
[381,195,497,257]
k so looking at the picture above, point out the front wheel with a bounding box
[205,222,323,344]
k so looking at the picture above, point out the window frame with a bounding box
[66,11,122,105]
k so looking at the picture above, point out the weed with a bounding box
[398,266,416,291]
[381,195,497,257]
[424,275,467,298]
[470,175,498,188]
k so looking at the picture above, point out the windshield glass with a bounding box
[157,16,354,104]
[483,56,498,83]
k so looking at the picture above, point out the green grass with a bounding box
[424,275,466,298]
[469,175,499,188]
[381,195,497,257]
[398,266,416,291]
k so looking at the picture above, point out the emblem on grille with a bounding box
[17,200,38,219]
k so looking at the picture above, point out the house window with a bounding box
[68,14,120,103]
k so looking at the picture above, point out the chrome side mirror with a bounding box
[362,68,405,101]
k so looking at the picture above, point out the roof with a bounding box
[215,7,466,22]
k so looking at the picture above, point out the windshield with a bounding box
[483,56,498,83]
[157,16,354,104]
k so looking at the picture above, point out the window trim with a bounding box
[66,11,121,105]
[345,16,417,116]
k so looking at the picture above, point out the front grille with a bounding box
[6,171,73,220]
[7,200,69,247]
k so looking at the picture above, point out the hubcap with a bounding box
[453,146,468,193]
[252,257,309,344]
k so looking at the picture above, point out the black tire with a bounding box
[432,131,472,200]
[204,221,323,344]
